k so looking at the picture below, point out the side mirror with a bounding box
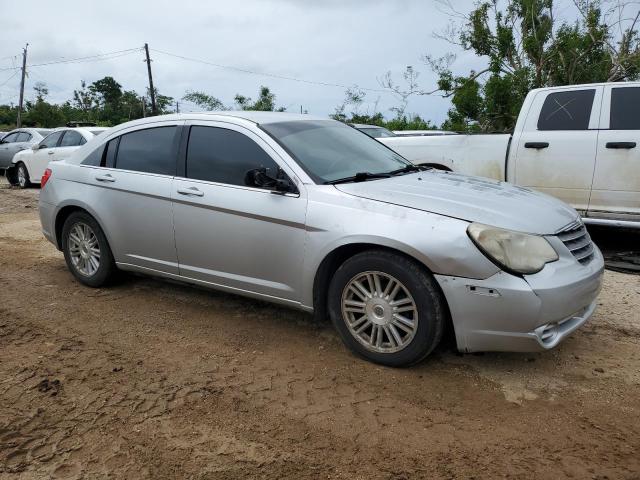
[32,144,40,151]
[245,167,295,194]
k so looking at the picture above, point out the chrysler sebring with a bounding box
[38,112,604,366]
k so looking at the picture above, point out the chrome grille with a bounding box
[556,221,595,265]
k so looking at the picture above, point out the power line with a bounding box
[0,70,20,88]
[0,47,143,72]
[150,47,392,94]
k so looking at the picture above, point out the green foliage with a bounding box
[234,86,285,111]
[431,0,640,131]
[183,90,225,110]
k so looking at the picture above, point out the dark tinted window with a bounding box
[2,133,18,143]
[186,126,280,186]
[82,145,104,166]
[104,138,119,168]
[114,127,177,175]
[610,87,640,130]
[41,131,64,148]
[16,132,31,142]
[538,89,595,131]
[60,130,84,147]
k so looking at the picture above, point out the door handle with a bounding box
[605,142,636,149]
[524,142,549,149]
[48,151,55,155]
[95,174,115,182]
[177,187,204,197]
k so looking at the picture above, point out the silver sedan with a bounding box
[38,112,604,366]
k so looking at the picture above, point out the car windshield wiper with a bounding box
[387,164,431,176]
[325,172,392,185]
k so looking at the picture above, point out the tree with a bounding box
[182,90,226,110]
[72,80,97,121]
[388,0,640,131]
[234,86,285,111]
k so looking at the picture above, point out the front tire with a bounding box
[328,250,446,367]
[16,163,31,189]
[61,212,117,287]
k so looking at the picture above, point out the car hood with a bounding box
[334,171,579,234]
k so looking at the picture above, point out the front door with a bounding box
[589,84,640,220]
[172,122,307,303]
[513,87,602,213]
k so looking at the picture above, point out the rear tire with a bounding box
[61,212,117,287]
[16,163,31,189]
[328,249,446,367]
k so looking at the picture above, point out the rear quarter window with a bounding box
[537,89,595,131]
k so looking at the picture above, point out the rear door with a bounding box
[589,84,640,220]
[79,122,182,274]
[513,87,602,213]
[172,121,307,302]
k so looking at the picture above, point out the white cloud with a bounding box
[0,0,485,124]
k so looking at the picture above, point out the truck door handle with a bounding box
[524,142,549,149]
[177,187,204,197]
[95,174,115,182]
[606,142,636,149]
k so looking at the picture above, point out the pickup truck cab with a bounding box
[380,82,640,227]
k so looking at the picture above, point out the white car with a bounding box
[12,127,107,188]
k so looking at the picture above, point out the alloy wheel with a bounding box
[341,271,419,353]
[68,222,101,277]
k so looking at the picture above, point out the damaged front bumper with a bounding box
[434,246,604,353]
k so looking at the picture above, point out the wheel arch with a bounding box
[311,242,452,329]
[53,203,112,252]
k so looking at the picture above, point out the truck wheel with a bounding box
[327,249,446,367]
[16,163,31,189]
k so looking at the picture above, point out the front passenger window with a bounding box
[186,126,282,188]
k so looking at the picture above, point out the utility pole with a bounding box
[142,96,146,118]
[144,43,157,116]
[176,101,179,113]
[17,43,28,128]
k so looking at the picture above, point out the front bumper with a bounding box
[434,246,604,353]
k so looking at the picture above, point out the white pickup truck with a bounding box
[379,82,640,228]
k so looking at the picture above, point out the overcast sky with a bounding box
[0,0,578,124]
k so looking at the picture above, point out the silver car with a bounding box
[38,112,604,366]
[0,128,52,172]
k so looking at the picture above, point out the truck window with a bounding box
[537,89,595,131]
[610,87,640,130]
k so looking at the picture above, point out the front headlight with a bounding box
[467,223,558,274]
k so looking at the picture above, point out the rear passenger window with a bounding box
[115,127,177,175]
[60,131,84,147]
[610,87,640,130]
[186,126,280,187]
[537,89,595,131]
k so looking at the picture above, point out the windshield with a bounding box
[261,120,409,183]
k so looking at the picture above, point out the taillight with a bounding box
[41,168,52,188]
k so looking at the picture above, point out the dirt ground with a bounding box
[0,177,639,480]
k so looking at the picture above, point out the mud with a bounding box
[1,178,639,479]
